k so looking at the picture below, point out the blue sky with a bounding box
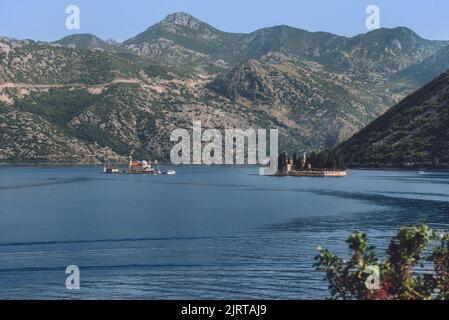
[0,0,448,42]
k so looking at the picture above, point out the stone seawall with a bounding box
[287,170,347,177]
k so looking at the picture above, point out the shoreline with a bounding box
[345,166,449,172]
[1,162,448,172]
[0,162,176,167]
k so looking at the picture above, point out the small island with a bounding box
[102,156,176,175]
[276,151,347,177]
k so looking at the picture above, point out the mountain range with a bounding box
[1,12,449,163]
[334,70,449,169]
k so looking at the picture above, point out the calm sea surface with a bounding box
[0,166,448,299]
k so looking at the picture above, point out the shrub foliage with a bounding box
[315,225,449,300]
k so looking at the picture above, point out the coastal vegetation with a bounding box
[315,225,449,300]
[277,151,345,174]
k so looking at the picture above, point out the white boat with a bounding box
[165,170,176,175]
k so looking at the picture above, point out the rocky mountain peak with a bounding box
[161,12,203,30]
[55,34,105,47]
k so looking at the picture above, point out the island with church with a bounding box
[276,151,347,177]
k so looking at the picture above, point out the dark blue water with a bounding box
[0,166,448,299]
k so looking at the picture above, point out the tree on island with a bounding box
[309,150,345,170]
[315,225,449,300]
[278,153,288,174]
[282,150,346,172]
